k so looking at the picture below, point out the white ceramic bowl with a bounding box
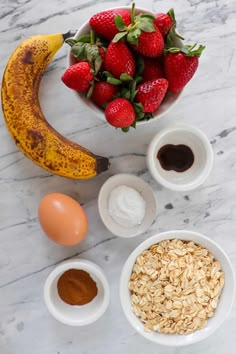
[98,173,157,238]
[44,259,109,326]
[147,124,213,191]
[67,6,183,125]
[120,230,235,346]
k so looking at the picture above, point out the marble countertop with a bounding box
[0,0,236,353]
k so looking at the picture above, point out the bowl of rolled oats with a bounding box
[120,230,235,346]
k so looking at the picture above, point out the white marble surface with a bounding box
[0,0,236,353]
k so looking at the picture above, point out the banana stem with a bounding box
[63,30,77,40]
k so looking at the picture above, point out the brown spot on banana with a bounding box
[1,33,109,179]
[22,50,33,64]
[27,129,44,150]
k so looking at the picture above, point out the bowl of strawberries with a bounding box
[62,4,205,132]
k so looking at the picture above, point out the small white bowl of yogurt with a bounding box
[98,174,157,238]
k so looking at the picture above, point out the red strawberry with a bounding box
[164,53,198,93]
[91,82,118,107]
[105,98,135,128]
[61,62,94,92]
[136,79,168,112]
[132,24,164,58]
[142,57,164,82]
[164,45,205,93]
[154,13,173,37]
[104,41,135,79]
[89,9,131,41]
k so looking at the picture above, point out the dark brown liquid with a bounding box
[157,144,194,172]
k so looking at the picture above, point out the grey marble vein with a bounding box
[0,235,116,290]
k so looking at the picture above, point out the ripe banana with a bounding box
[1,32,109,179]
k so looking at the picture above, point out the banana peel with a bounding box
[1,32,109,179]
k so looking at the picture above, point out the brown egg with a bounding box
[38,193,88,246]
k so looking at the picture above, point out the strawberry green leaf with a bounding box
[175,32,185,40]
[94,55,103,75]
[116,87,131,100]
[103,71,122,84]
[131,120,136,129]
[133,102,143,111]
[144,112,153,120]
[132,28,142,38]
[130,89,138,102]
[127,32,138,45]
[165,9,184,48]
[136,111,145,120]
[164,46,180,54]
[139,20,155,32]
[181,44,205,57]
[96,37,109,48]
[102,102,108,109]
[120,73,133,81]
[139,13,156,21]
[130,79,137,92]
[166,44,205,57]
[124,91,131,100]
[180,47,190,55]
[121,127,130,133]
[102,71,113,78]
[128,80,138,101]
[86,44,100,62]
[114,15,127,31]
[71,42,86,59]
[135,56,144,76]
[167,8,176,26]
[120,87,130,96]
[136,76,143,84]
[107,77,122,85]
[65,38,79,47]
[79,34,92,43]
[87,81,94,98]
[167,26,185,45]
[112,31,127,43]
[133,103,144,118]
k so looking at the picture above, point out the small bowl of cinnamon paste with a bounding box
[147,124,213,191]
[44,259,109,326]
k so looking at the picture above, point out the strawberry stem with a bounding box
[90,30,95,45]
[131,3,135,25]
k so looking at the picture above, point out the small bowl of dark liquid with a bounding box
[147,124,213,191]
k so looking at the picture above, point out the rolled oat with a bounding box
[129,239,224,334]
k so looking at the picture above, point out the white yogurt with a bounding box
[108,185,146,228]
